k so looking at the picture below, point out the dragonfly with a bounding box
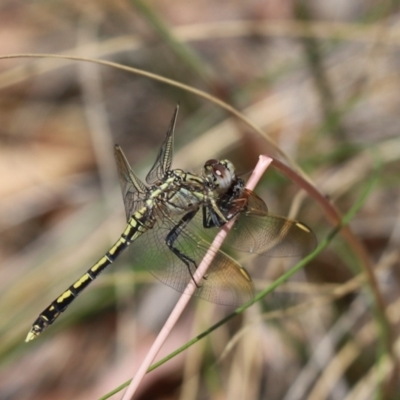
[26,105,316,342]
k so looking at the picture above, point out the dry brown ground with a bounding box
[1,1,400,399]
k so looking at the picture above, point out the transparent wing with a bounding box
[240,189,269,213]
[226,212,317,257]
[130,209,254,306]
[202,189,316,257]
[114,145,148,221]
[145,105,179,184]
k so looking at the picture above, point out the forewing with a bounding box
[114,145,148,221]
[199,190,316,257]
[131,210,254,306]
[146,105,179,184]
[225,211,317,257]
[243,189,269,213]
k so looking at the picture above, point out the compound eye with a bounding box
[204,159,218,168]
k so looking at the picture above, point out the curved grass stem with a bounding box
[0,53,393,398]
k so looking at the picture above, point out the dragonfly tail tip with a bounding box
[25,331,38,343]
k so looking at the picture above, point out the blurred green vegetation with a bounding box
[1,1,400,399]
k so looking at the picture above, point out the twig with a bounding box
[121,155,272,400]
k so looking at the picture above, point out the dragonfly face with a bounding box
[203,159,238,194]
[201,159,246,227]
[26,105,317,342]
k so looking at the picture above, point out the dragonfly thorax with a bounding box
[145,169,209,217]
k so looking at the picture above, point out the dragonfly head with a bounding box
[203,159,237,193]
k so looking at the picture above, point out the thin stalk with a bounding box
[101,150,379,400]
[120,156,272,399]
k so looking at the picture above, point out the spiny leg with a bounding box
[203,205,225,228]
[165,209,202,286]
[202,181,247,229]
[202,197,245,228]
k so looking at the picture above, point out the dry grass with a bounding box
[1,1,400,399]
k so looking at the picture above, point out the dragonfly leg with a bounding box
[202,195,247,229]
[203,205,223,228]
[202,202,240,228]
[165,209,201,287]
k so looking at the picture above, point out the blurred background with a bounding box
[1,1,400,399]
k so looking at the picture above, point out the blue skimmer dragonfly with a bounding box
[26,106,316,342]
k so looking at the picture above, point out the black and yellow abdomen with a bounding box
[25,209,149,342]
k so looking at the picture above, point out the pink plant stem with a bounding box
[121,155,273,399]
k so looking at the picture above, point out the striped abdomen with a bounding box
[25,211,149,342]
